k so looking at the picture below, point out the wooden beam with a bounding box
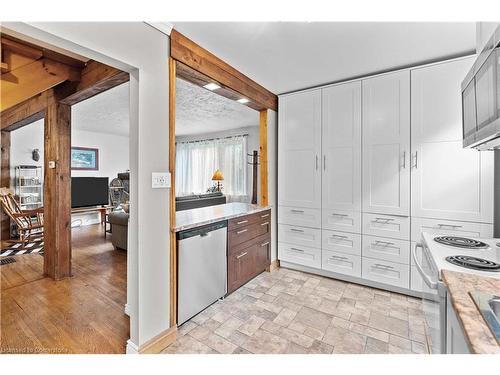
[1,131,11,240]
[59,60,129,105]
[1,57,80,112]
[259,110,269,206]
[1,37,43,60]
[176,61,266,112]
[1,91,49,131]
[170,29,277,111]
[169,57,177,328]
[43,91,72,280]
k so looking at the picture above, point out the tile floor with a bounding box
[163,268,428,354]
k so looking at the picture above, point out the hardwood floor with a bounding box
[0,224,129,354]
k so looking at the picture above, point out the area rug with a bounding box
[0,238,44,257]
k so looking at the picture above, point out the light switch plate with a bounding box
[152,172,171,189]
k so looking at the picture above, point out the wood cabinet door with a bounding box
[362,71,410,216]
[278,90,322,209]
[228,247,256,293]
[322,81,361,213]
[255,238,271,271]
[411,57,493,223]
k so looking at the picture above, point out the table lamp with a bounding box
[212,169,224,192]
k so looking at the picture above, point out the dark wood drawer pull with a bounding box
[236,220,249,225]
[236,229,248,235]
[236,252,248,259]
[260,241,270,247]
[261,213,270,218]
[260,222,269,226]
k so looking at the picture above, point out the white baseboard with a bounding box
[124,303,130,316]
[126,339,139,354]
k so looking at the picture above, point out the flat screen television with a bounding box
[71,177,109,208]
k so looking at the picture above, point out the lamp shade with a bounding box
[212,169,224,181]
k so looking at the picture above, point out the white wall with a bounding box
[175,125,260,200]
[4,22,171,352]
[476,22,500,52]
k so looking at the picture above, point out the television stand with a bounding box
[71,205,114,226]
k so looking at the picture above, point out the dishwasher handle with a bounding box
[177,221,228,240]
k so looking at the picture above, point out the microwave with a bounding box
[462,25,500,150]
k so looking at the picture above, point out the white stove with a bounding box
[421,232,500,280]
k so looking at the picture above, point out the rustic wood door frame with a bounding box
[168,31,277,326]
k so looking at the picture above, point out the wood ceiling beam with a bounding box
[1,57,80,112]
[170,29,278,112]
[59,60,129,105]
[1,37,43,60]
[1,91,50,131]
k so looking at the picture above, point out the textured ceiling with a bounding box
[173,22,476,94]
[72,82,129,136]
[175,78,259,136]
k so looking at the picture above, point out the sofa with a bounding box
[175,192,226,211]
[108,210,129,250]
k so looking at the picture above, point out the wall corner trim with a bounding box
[144,22,174,36]
[126,339,139,354]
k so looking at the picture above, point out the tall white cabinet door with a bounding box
[322,82,362,212]
[278,90,322,209]
[411,58,494,223]
[362,71,410,216]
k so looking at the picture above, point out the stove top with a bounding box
[434,236,489,249]
[445,255,500,272]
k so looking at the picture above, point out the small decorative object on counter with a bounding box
[211,169,224,192]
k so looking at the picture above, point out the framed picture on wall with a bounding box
[71,147,99,170]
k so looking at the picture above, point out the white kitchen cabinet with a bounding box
[362,235,410,265]
[278,224,321,249]
[278,90,322,209]
[362,71,410,216]
[322,82,361,213]
[411,57,494,223]
[361,257,410,289]
[410,217,494,243]
[322,250,361,277]
[322,230,361,256]
[278,242,321,269]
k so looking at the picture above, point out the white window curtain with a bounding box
[175,135,248,202]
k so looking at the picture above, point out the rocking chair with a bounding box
[0,187,44,246]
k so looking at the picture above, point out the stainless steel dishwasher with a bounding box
[177,221,227,325]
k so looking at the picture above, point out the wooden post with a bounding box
[43,92,72,279]
[259,110,268,206]
[1,131,11,240]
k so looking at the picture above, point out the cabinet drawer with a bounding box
[278,206,321,228]
[322,209,361,233]
[279,224,321,248]
[362,258,409,289]
[322,230,361,256]
[362,213,410,240]
[278,243,321,269]
[228,209,271,231]
[410,266,424,293]
[362,235,410,265]
[322,250,361,277]
[228,220,270,248]
[410,217,493,242]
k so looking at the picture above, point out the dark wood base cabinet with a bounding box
[227,209,271,294]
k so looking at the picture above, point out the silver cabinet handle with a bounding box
[373,217,394,223]
[331,234,348,239]
[331,213,348,217]
[323,155,326,171]
[261,241,270,247]
[236,229,248,235]
[290,228,304,233]
[261,213,270,218]
[315,155,319,170]
[261,222,269,226]
[413,243,438,289]
[329,255,348,261]
[236,220,248,225]
[373,263,394,270]
[373,240,395,246]
[414,151,418,169]
[290,247,304,253]
[437,223,463,229]
[237,252,248,259]
[291,209,304,213]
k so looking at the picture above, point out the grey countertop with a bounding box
[174,202,271,232]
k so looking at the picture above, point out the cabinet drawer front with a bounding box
[228,210,271,231]
[410,266,424,293]
[362,258,409,289]
[228,220,270,248]
[362,213,410,240]
[410,217,493,242]
[322,209,361,233]
[322,230,361,256]
[279,224,321,248]
[362,235,410,264]
[278,206,321,228]
[322,250,361,277]
[278,243,321,269]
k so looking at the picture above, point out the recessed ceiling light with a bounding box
[203,83,221,91]
[237,98,250,104]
